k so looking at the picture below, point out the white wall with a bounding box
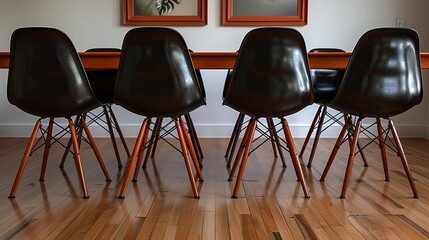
[0,0,428,138]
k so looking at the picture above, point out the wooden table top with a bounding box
[1,51,429,70]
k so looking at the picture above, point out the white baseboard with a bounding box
[0,123,427,139]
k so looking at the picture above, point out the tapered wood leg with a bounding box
[103,105,122,169]
[81,118,111,181]
[175,118,200,199]
[9,119,42,198]
[40,118,54,181]
[266,118,278,158]
[184,114,203,169]
[307,106,327,167]
[340,118,362,198]
[185,113,204,159]
[268,118,286,168]
[388,120,418,198]
[68,118,89,199]
[59,115,81,168]
[228,119,254,182]
[180,118,204,181]
[227,113,245,168]
[108,104,131,157]
[225,113,243,158]
[143,118,160,168]
[119,119,148,199]
[320,117,350,181]
[232,119,257,198]
[377,118,389,181]
[299,106,323,159]
[150,117,163,158]
[133,119,150,181]
[344,114,368,167]
[357,141,369,167]
[281,118,309,198]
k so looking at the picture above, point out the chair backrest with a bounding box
[85,48,121,103]
[114,27,205,118]
[223,28,313,118]
[8,27,99,118]
[331,28,423,118]
[310,48,345,104]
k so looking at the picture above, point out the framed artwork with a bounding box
[222,0,308,26]
[122,0,207,26]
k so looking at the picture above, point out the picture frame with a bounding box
[222,0,308,26]
[122,0,207,26]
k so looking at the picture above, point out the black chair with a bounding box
[223,68,286,168]
[299,48,368,168]
[320,28,422,198]
[60,48,130,169]
[115,27,205,199]
[223,28,312,198]
[7,27,111,199]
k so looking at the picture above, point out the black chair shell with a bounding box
[310,48,345,104]
[8,27,100,118]
[329,28,423,118]
[223,28,313,118]
[85,48,121,103]
[114,27,205,118]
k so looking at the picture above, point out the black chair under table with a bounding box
[299,48,368,168]
[223,28,313,198]
[115,27,205,199]
[7,27,111,199]
[320,28,423,198]
[60,48,130,169]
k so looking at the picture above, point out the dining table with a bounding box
[1,51,429,70]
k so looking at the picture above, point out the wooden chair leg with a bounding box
[9,119,42,198]
[357,141,369,167]
[68,118,89,199]
[281,118,310,198]
[103,105,122,169]
[232,119,257,198]
[227,113,245,168]
[175,118,200,199]
[266,118,278,158]
[184,114,203,169]
[59,114,82,169]
[225,113,243,158]
[388,120,419,198]
[344,114,368,167]
[299,106,323,159]
[340,118,362,198]
[268,118,286,168]
[143,118,160,169]
[307,106,327,167]
[377,118,389,181]
[185,113,204,159]
[132,119,151,181]
[119,119,149,199]
[40,118,54,181]
[81,118,111,181]
[108,104,131,157]
[180,118,204,181]
[228,119,254,182]
[150,117,163,158]
[320,117,350,181]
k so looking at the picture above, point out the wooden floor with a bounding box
[0,136,429,239]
